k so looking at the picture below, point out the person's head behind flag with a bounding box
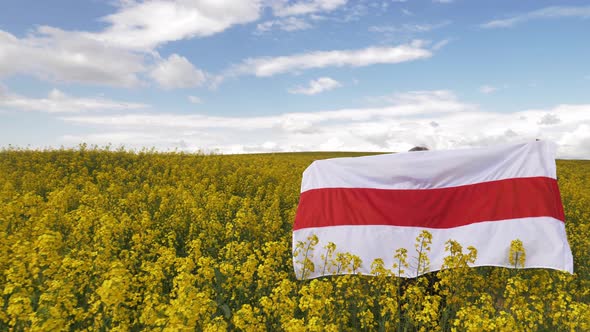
[409,146,429,152]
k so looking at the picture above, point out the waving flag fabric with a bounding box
[293,141,573,279]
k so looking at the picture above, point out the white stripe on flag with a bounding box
[293,217,573,279]
[301,141,557,192]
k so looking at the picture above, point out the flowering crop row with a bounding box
[0,147,588,331]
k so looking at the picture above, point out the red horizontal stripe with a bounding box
[294,177,565,230]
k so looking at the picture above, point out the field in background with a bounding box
[0,147,588,331]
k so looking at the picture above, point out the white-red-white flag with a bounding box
[293,141,573,279]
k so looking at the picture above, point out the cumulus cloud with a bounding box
[288,77,342,95]
[368,22,451,47]
[57,90,439,147]
[0,1,439,89]
[366,89,461,106]
[149,54,207,89]
[401,9,413,16]
[256,17,313,32]
[538,113,561,125]
[272,0,347,17]
[0,88,147,113]
[62,90,467,129]
[369,21,451,34]
[0,28,144,87]
[231,40,433,77]
[479,85,497,94]
[481,5,590,28]
[0,1,263,88]
[59,91,590,158]
[559,124,590,159]
[94,0,263,50]
[188,96,202,104]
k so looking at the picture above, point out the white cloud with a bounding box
[339,2,369,22]
[0,1,263,88]
[559,124,590,159]
[149,54,207,89]
[481,5,590,28]
[62,90,467,129]
[0,1,437,89]
[401,9,413,16]
[94,0,263,50]
[479,85,497,94]
[231,40,433,77]
[369,21,451,34]
[538,113,561,125]
[59,91,590,158]
[58,90,464,151]
[256,17,313,32]
[366,90,462,106]
[60,131,208,152]
[0,28,144,87]
[272,0,347,17]
[0,88,147,113]
[432,39,451,50]
[188,96,202,104]
[62,113,280,129]
[288,77,342,95]
[368,23,450,48]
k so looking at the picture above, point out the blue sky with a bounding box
[0,0,589,157]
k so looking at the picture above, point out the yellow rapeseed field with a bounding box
[0,147,588,331]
